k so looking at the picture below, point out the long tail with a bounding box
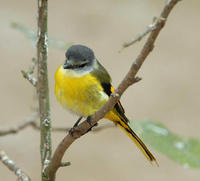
[106,109,158,165]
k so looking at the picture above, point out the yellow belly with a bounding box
[55,65,109,117]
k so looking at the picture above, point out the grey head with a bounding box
[63,45,95,69]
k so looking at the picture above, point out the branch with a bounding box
[21,58,38,87]
[21,70,37,87]
[0,113,38,136]
[37,0,52,181]
[0,151,32,181]
[122,17,157,48]
[48,0,181,180]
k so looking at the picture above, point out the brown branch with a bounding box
[0,113,38,136]
[59,162,71,167]
[48,0,181,180]
[0,151,32,181]
[122,17,157,48]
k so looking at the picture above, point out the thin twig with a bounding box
[21,70,37,87]
[0,112,38,136]
[122,19,157,48]
[59,162,71,167]
[21,58,38,87]
[48,0,181,180]
[0,151,32,181]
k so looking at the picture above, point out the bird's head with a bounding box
[63,45,95,70]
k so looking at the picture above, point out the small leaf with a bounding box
[130,121,200,168]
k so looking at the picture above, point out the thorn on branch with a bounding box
[134,76,142,83]
[125,76,142,87]
[60,162,71,167]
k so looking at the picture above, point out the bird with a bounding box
[55,44,157,164]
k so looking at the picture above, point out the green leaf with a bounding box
[130,121,200,168]
[11,22,72,50]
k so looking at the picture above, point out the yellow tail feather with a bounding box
[106,110,158,166]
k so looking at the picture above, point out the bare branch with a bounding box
[37,0,52,180]
[122,20,157,48]
[59,162,71,167]
[0,151,32,181]
[21,70,37,87]
[0,113,38,136]
[21,58,38,87]
[48,0,181,180]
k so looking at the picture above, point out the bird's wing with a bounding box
[91,60,125,117]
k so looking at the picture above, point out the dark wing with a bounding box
[91,60,125,116]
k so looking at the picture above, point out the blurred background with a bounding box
[0,0,200,180]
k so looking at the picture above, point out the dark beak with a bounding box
[63,61,72,69]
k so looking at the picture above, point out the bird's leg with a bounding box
[73,116,83,128]
[86,116,98,133]
[69,116,83,138]
[69,116,98,137]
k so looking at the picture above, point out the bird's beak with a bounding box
[63,60,73,69]
[63,62,71,69]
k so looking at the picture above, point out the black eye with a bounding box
[79,63,88,68]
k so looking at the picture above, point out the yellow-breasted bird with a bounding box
[55,44,157,164]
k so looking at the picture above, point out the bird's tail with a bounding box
[106,109,158,165]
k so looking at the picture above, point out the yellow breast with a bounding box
[55,65,109,117]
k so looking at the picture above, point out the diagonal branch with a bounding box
[122,17,157,49]
[0,151,32,181]
[48,0,181,180]
[21,58,38,87]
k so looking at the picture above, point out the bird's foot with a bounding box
[86,116,98,133]
[68,116,83,138]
